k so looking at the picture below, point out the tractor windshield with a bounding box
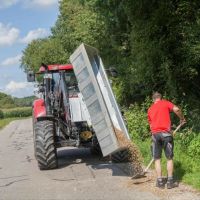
[64,71,79,97]
[52,71,79,97]
[65,72,77,86]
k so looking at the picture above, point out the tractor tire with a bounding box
[34,120,58,170]
[111,148,130,163]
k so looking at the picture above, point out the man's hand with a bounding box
[180,118,186,125]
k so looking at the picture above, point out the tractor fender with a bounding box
[33,99,46,121]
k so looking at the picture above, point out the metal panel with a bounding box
[70,44,130,156]
[69,93,92,125]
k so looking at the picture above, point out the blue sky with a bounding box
[0,0,59,97]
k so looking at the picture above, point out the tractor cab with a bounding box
[31,63,91,124]
[38,64,78,97]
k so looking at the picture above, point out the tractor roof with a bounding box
[39,64,73,72]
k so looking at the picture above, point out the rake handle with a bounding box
[172,123,184,137]
[144,158,154,173]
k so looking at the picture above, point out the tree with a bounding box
[21,0,106,72]
[21,38,68,72]
[95,0,200,105]
[21,0,200,107]
[51,0,106,54]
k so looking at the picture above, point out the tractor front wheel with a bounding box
[34,120,58,170]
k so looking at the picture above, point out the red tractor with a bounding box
[27,63,100,170]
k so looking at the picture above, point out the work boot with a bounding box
[167,178,178,189]
[156,178,165,189]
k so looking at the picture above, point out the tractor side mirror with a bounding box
[106,67,118,77]
[38,85,45,93]
[109,68,118,77]
[27,71,35,82]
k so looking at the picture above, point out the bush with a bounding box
[175,128,197,147]
[125,97,152,140]
[188,134,200,158]
[0,110,4,119]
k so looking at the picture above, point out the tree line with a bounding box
[0,92,34,108]
[21,0,200,108]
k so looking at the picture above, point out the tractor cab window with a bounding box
[52,72,60,92]
[65,72,77,86]
[64,72,79,97]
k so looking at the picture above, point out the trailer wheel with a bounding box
[90,135,102,156]
[111,149,130,163]
[34,120,58,170]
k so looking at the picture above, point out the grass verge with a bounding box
[0,107,32,130]
[0,118,19,129]
[134,138,200,190]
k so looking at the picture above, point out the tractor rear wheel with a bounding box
[34,120,58,170]
[111,148,130,163]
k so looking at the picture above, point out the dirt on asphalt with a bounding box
[0,118,199,200]
[115,129,143,175]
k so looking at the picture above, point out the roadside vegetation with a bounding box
[20,0,200,189]
[125,101,200,189]
[0,92,34,129]
[0,118,20,129]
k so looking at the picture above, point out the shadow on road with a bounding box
[57,147,131,177]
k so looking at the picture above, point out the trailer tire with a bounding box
[90,135,102,156]
[34,120,58,170]
[111,149,130,163]
[90,145,102,156]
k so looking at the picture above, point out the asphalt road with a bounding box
[0,119,199,200]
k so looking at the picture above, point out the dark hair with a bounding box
[152,92,162,101]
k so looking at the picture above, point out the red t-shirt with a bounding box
[148,100,174,134]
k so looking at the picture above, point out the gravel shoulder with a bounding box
[0,118,199,200]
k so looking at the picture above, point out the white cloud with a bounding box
[0,0,18,9]
[2,80,34,97]
[0,23,20,46]
[20,28,49,44]
[0,54,22,66]
[5,81,30,92]
[0,23,49,46]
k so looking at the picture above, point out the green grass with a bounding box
[0,118,18,129]
[134,138,200,190]
[1,107,30,112]
[0,107,32,119]
[0,117,31,130]
[173,142,200,189]
[0,107,32,130]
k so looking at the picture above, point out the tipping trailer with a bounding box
[70,44,130,156]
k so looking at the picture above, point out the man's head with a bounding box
[152,92,162,102]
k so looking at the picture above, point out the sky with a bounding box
[0,0,59,97]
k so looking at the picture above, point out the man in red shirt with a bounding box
[148,92,186,189]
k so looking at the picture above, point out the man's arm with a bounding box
[172,105,186,124]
